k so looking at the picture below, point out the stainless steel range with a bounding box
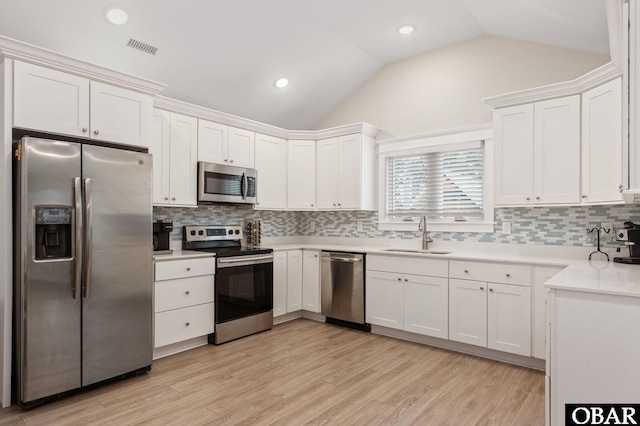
[183,225,273,344]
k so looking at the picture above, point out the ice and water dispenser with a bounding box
[34,206,73,260]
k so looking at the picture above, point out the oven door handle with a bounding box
[217,254,274,268]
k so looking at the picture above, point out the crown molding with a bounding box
[0,35,166,95]
[154,95,380,140]
[483,62,623,109]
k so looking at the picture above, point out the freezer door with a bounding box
[16,138,82,403]
[81,145,153,386]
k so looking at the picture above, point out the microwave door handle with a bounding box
[242,172,248,200]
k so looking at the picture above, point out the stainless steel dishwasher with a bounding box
[320,251,370,331]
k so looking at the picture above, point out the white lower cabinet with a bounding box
[286,250,303,313]
[365,271,404,329]
[403,274,448,339]
[302,251,321,313]
[448,279,488,347]
[273,249,321,318]
[533,266,564,360]
[153,257,215,351]
[273,251,288,317]
[487,282,531,356]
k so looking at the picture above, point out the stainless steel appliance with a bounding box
[183,225,273,344]
[197,162,257,204]
[614,221,640,264]
[153,219,173,254]
[13,137,153,408]
[320,251,370,331]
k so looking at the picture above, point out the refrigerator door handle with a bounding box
[74,177,83,299]
[84,178,93,298]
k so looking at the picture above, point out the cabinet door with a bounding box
[337,134,362,209]
[365,271,403,329]
[14,61,90,138]
[302,251,321,313]
[255,133,287,209]
[168,113,198,206]
[581,78,623,203]
[533,96,581,204]
[273,251,287,317]
[494,104,534,205]
[288,140,316,210]
[150,109,171,204]
[198,119,228,165]
[533,266,563,360]
[449,279,487,347]
[286,250,303,313]
[316,138,339,209]
[404,274,448,339]
[487,282,531,356]
[228,127,255,168]
[89,81,151,148]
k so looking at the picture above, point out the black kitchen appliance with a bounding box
[153,220,173,254]
[614,221,640,264]
[183,225,273,344]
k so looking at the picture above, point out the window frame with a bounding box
[377,126,495,233]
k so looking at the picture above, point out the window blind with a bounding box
[386,143,484,221]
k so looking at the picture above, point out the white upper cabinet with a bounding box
[494,96,580,205]
[198,120,255,169]
[254,133,287,209]
[287,139,316,210]
[14,61,151,148]
[581,78,623,203]
[150,109,198,206]
[316,134,376,210]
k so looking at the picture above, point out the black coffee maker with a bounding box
[614,221,640,264]
[153,220,173,254]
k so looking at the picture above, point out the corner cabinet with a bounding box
[302,251,321,313]
[150,109,198,207]
[273,251,288,317]
[13,61,151,148]
[198,119,255,169]
[286,250,303,313]
[254,133,287,210]
[287,140,316,210]
[316,134,376,210]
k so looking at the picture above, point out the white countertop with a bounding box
[545,259,640,298]
[153,250,215,261]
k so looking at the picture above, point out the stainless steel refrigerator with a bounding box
[13,136,153,407]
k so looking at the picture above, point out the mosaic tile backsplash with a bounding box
[154,204,640,247]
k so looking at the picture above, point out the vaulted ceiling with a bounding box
[0,0,610,129]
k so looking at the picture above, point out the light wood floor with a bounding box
[0,319,545,425]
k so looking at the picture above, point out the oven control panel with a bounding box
[184,225,243,242]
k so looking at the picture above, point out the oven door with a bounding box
[198,162,257,204]
[215,254,273,324]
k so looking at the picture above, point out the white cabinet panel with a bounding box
[533,266,564,360]
[154,275,214,313]
[337,134,362,209]
[365,271,404,329]
[487,282,531,356]
[449,261,531,286]
[13,61,90,138]
[198,119,228,165]
[228,127,255,168]
[155,257,215,281]
[168,113,198,206]
[404,274,448,339]
[448,279,487,347]
[368,254,448,278]
[154,303,214,348]
[302,251,321,313]
[581,78,623,203]
[151,109,171,204]
[273,251,287,317]
[255,133,287,209]
[286,250,303,313]
[288,140,316,210]
[316,137,339,209]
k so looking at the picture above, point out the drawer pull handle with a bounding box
[506,273,511,277]
[186,267,191,271]
[185,322,190,326]
[185,291,190,295]
[480,286,484,291]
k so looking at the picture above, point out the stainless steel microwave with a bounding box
[198,162,257,204]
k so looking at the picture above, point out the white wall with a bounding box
[313,35,610,139]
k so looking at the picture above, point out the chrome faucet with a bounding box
[418,215,433,250]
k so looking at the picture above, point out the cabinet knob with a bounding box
[404,278,408,282]
[164,197,169,201]
[172,197,176,201]
[464,269,469,273]
[311,204,314,207]
[314,255,318,258]
[186,267,191,271]
[230,160,234,163]
[506,273,511,278]
[489,288,494,292]
[397,277,401,281]
[94,130,99,135]
[82,127,88,133]
[185,322,190,326]
[526,197,530,201]
[536,196,540,200]
[480,286,484,291]
[582,195,587,199]
[338,203,341,207]
[224,159,229,162]
[333,203,337,207]
[185,291,190,295]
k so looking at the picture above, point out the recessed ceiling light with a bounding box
[397,25,415,35]
[106,7,129,25]
[274,77,289,89]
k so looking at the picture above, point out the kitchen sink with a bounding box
[382,248,452,255]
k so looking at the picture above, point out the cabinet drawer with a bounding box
[155,275,214,313]
[449,261,531,286]
[367,255,448,278]
[154,303,214,348]
[155,257,215,281]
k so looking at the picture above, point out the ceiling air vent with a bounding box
[126,38,158,55]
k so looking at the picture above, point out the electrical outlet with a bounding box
[357,221,363,232]
[502,221,512,235]
[310,221,316,231]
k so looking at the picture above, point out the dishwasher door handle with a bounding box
[329,256,362,263]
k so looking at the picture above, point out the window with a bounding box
[386,144,485,222]
[377,127,494,233]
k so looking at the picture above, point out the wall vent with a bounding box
[126,38,158,55]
